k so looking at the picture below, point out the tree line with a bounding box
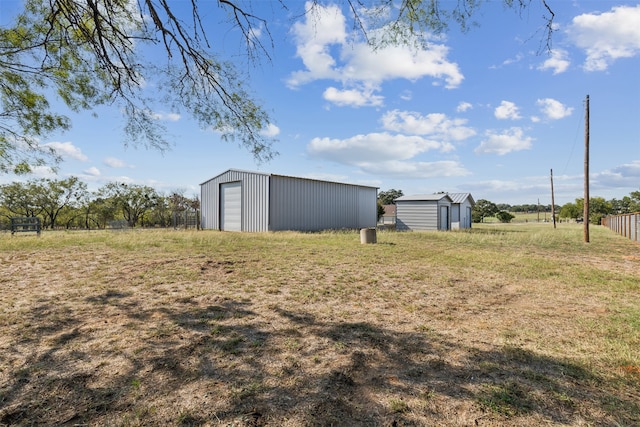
[474,192,640,224]
[0,177,199,230]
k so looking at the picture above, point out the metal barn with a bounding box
[395,194,453,231]
[200,169,378,232]
[447,193,475,229]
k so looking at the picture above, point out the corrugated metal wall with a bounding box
[201,170,377,232]
[396,201,438,231]
[269,176,377,231]
[396,199,452,231]
[602,213,640,242]
[200,170,270,232]
[358,187,377,227]
[452,200,473,229]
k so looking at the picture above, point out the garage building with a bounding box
[200,169,378,232]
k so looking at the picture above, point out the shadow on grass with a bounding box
[1,293,638,426]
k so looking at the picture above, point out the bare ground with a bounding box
[1,227,639,426]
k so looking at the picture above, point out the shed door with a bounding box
[220,182,242,231]
[439,206,449,230]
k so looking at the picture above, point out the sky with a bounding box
[1,0,639,206]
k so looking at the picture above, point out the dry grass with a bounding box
[1,224,639,426]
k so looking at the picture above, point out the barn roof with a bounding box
[201,169,378,189]
[447,192,475,205]
[395,194,453,202]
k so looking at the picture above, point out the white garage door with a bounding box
[220,182,242,231]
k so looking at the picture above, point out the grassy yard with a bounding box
[1,224,639,426]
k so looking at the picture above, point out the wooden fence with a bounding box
[602,213,639,243]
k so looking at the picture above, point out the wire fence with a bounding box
[173,209,200,230]
[601,213,640,243]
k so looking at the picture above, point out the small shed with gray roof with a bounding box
[395,193,453,231]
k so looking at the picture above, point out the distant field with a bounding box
[483,211,563,223]
[1,224,639,426]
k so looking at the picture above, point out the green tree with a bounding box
[574,197,612,225]
[496,211,515,223]
[100,182,159,227]
[610,197,633,214]
[378,189,404,205]
[472,199,498,223]
[377,201,385,221]
[0,180,42,218]
[559,202,581,220]
[1,1,553,173]
[1,0,278,173]
[84,196,118,229]
[629,190,640,212]
[34,177,87,229]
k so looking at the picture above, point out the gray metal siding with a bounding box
[396,201,439,231]
[358,187,378,228]
[452,205,460,222]
[396,199,452,231]
[200,170,270,231]
[201,170,377,232]
[452,199,473,229]
[269,176,376,231]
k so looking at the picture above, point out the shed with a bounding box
[395,193,453,231]
[447,193,475,229]
[378,204,396,226]
[200,169,378,232]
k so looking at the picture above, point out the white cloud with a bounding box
[323,86,384,107]
[538,49,570,74]
[381,110,475,141]
[567,5,640,71]
[399,91,412,101]
[308,132,453,164]
[475,127,533,155]
[536,98,573,120]
[494,101,522,120]
[151,111,181,121]
[287,2,346,86]
[343,41,463,88]
[83,166,101,177]
[357,160,470,178]
[287,2,463,105]
[456,102,472,113]
[490,53,524,69]
[260,123,281,137]
[104,157,134,168]
[30,165,58,179]
[594,160,640,187]
[41,141,88,161]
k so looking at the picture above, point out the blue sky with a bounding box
[1,1,639,205]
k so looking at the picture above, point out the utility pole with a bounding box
[550,169,556,229]
[584,95,590,243]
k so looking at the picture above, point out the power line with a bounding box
[562,105,585,175]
